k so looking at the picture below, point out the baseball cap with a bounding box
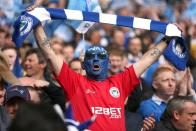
[4,85,30,104]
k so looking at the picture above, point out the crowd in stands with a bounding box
[0,0,196,131]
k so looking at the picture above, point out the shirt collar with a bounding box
[152,95,169,105]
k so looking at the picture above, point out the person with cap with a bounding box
[33,22,182,131]
[4,85,30,119]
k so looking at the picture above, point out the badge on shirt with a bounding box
[109,87,120,98]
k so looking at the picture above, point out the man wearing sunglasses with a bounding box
[33,23,179,131]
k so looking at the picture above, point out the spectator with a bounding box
[23,48,66,111]
[69,58,84,75]
[33,23,176,131]
[137,66,176,122]
[153,96,196,131]
[127,36,143,64]
[62,44,74,63]
[108,48,124,76]
[110,28,125,50]
[4,85,30,119]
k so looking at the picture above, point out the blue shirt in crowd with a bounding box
[137,95,168,122]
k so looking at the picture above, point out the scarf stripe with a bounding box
[27,8,181,36]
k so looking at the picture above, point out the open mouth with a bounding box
[93,64,100,71]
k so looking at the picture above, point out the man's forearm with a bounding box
[33,24,54,59]
[133,41,167,77]
[33,24,63,75]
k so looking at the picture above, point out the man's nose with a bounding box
[169,79,175,85]
[93,54,99,61]
[13,103,19,110]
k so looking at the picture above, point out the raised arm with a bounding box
[0,52,21,85]
[133,40,168,77]
[33,24,63,76]
[134,23,182,77]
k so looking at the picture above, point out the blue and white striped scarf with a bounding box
[66,0,101,33]
[12,8,188,70]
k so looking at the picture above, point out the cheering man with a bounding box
[33,23,180,131]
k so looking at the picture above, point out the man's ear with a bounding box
[173,111,180,120]
[152,81,158,90]
[40,62,47,69]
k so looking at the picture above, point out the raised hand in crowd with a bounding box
[33,79,50,89]
[19,77,49,89]
[0,52,20,85]
[142,115,155,131]
[26,0,66,11]
[176,68,196,98]
[26,0,43,11]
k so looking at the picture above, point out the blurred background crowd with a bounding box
[0,0,196,131]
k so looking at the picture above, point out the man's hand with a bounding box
[176,69,188,96]
[26,0,43,11]
[26,4,39,11]
[0,52,21,85]
[33,80,50,89]
[162,23,183,45]
[19,77,50,89]
[142,116,155,131]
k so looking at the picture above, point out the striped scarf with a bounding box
[12,8,188,70]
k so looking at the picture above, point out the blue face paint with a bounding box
[83,46,109,81]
